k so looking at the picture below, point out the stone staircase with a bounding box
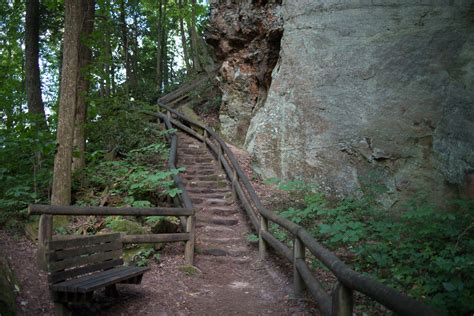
[176,132,252,263]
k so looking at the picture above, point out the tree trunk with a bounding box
[178,0,191,73]
[156,0,163,91]
[72,0,95,172]
[51,0,83,207]
[119,0,132,90]
[25,0,47,130]
[190,0,202,73]
[162,1,169,89]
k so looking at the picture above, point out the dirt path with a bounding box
[0,132,317,315]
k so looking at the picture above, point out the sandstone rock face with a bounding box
[245,1,474,204]
[206,0,283,145]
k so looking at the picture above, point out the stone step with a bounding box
[182,174,227,182]
[189,192,233,200]
[186,179,228,186]
[178,151,212,156]
[199,237,242,244]
[199,206,240,216]
[179,158,216,164]
[201,225,237,234]
[183,169,222,176]
[196,216,239,226]
[195,247,246,258]
[192,197,233,206]
[178,164,218,172]
[178,150,208,156]
[196,255,251,265]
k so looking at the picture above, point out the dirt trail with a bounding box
[0,132,317,315]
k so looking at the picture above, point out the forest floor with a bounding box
[0,133,319,315]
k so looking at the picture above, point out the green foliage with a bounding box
[0,122,55,229]
[277,186,474,315]
[246,233,259,243]
[105,217,147,235]
[131,248,157,267]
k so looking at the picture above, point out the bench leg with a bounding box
[54,302,71,316]
[105,284,118,297]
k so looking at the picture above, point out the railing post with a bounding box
[184,213,195,265]
[259,216,268,260]
[293,236,305,297]
[203,129,207,145]
[37,214,53,270]
[218,145,223,166]
[231,169,238,200]
[331,282,353,316]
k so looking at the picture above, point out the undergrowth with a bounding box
[267,178,474,315]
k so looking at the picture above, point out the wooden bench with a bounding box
[45,233,149,316]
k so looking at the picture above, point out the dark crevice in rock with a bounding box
[205,0,283,145]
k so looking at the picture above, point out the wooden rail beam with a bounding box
[29,205,194,216]
[121,233,190,243]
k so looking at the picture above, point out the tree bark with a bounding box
[72,0,95,172]
[156,0,163,91]
[51,0,83,207]
[190,0,202,73]
[178,0,191,73]
[25,0,47,130]
[119,0,133,90]
[162,1,169,88]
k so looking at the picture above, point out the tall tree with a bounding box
[189,0,202,73]
[178,0,191,73]
[119,0,136,90]
[72,0,95,172]
[39,0,83,257]
[155,0,164,90]
[25,0,47,129]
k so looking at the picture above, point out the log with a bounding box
[261,230,292,261]
[295,259,331,316]
[121,233,190,244]
[29,205,194,216]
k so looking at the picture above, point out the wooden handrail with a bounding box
[29,204,194,216]
[152,101,442,316]
[155,110,195,265]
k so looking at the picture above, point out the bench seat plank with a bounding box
[52,266,149,293]
[49,259,124,284]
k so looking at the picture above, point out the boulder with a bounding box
[244,0,474,205]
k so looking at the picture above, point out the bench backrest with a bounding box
[45,233,124,284]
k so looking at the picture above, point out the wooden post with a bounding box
[231,169,237,200]
[293,237,305,297]
[331,282,353,316]
[218,145,222,166]
[259,216,268,260]
[203,129,207,145]
[37,214,53,270]
[184,215,195,265]
[54,302,71,316]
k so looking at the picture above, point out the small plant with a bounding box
[132,248,156,267]
[246,233,259,243]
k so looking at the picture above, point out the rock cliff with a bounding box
[208,0,474,205]
[205,0,283,145]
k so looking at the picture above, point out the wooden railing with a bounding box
[29,205,194,245]
[31,117,196,265]
[150,102,441,316]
